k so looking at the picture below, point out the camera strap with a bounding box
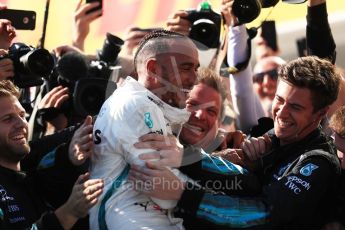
[208,23,229,74]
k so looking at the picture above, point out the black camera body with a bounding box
[52,33,123,117]
[52,52,116,117]
[4,43,55,88]
[97,32,124,65]
[185,2,221,49]
[72,77,116,117]
[72,33,123,116]
[233,0,306,24]
[71,59,117,117]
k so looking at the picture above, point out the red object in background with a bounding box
[0,0,8,7]
[98,1,145,34]
[98,0,201,35]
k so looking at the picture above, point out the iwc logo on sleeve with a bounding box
[144,112,153,128]
[300,163,319,176]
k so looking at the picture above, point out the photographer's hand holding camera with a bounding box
[37,85,69,135]
[220,0,239,27]
[73,0,102,51]
[166,10,191,36]
[121,27,148,57]
[53,44,85,59]
[0,49,14,80]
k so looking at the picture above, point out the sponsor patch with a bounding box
[148,129,163,135]
[144,112,153,128]
[0,185,14,201]
[147,96,164,108]
[300,163,319,177]
[0,208,3,220]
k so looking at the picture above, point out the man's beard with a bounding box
[3,144,30,163]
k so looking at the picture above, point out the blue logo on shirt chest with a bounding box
[144,112,153,128]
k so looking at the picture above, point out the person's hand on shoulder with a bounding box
[134,133,184,168]
[241,134,272,161]
[128,162,185,200]
[69,115,94,166]
[217,129,246,150]
[212,148,245,165]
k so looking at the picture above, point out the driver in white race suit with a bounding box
[89,30,199,230]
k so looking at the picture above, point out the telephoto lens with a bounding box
[232,0,306,24]
[97,32,124,64]
[7,43,55,88]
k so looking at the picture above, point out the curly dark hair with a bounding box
[278,56,341,112]
[133,29,187,72]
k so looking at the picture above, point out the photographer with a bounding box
[0,18,16,49]
[166,2,265,134]
[0,7,16,81]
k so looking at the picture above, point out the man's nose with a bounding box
[185,71,197,90]
[194,109,206,120]
[15,116,28,129]
[276,103,289,117]
[262,74,272,85]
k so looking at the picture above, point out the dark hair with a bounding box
[278,56,341,112]
[196,67,227,121]
[0,80,20,99]
[329,105,345,138]
[133,29,187,72]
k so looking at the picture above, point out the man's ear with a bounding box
[317,106,329,120]
[146,59,158,76]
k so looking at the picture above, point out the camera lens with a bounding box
[24,48,55,76]
[190,19,219,49]
[232,0,262,24]
[73,78,116,116]
[8,43,55,87]
[98,32,124,64]
[80,85,104,115]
